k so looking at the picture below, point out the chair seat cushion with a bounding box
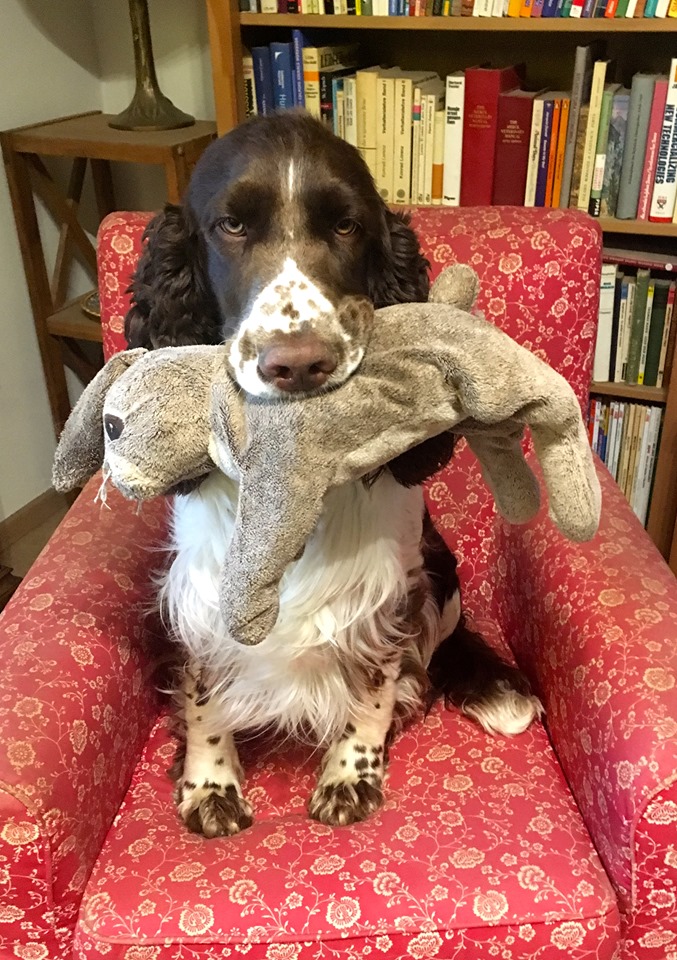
[75,621,619,960]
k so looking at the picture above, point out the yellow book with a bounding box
[507,0,522,12]
[669,0,677,15]
[519,0,533,14]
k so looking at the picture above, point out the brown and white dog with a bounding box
[126,113,541,837]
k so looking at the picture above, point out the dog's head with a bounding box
[125,112,429,398]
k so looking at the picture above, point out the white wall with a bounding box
[0,0,101,520]
[0,0,215,521]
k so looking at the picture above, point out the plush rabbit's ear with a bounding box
[52,349,147,492]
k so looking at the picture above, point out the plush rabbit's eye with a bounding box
[104,414,124,441]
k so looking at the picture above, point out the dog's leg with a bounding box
[308,663,397,827]
[170,666,253,838]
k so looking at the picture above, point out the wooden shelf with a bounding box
[591,381,668,403]
[240,13,677,30]
[599,217,677,237]
[46,296,103,343]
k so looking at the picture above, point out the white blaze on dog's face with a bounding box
[228,257,374,398]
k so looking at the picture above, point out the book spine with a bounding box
[588,86,614,216]
[492,94,536,205]
[542,0,559,11]
[291,31,306,108]
[637,280,656,383]
[242,52,258,117]
[302,48,322,118]
[568,104,589,208]
[442,74,465,207]
[551,98,570,207]
[393,79,413,204]
[431,109,445,204]
[343,77,358,147]
[657,282,676,386]
[251,47,274,117]
[260,0,278,9]
[559,45,593,208]
[411,89,423,206]
[600,92,630,218]
[535,99,555,206]
[423,94,439,204]
[577,61,608,212]
[638,79,669,219]
[524,99,544,205]
[644,281,670,385]
[620,278,636,381]
[632,407,652,517]
[608,269,623,379]
[356,70,379,180]
[617,75,656,219]
[545,99,562,206]
[376,76,392,202]
[416,93,428,203]
[270,43,294,111]
[649,60,677,222]
[626,269,651,383]
[614,278,629,381]
[335,85,345,138]
[593,264,617,380]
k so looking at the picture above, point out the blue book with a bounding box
[270,42,294,111]
[542,0,559,14]
[581,0,595,14]
[291,30,306,108]
[644,0,658,13]
[252,46,274,117]
[535,99,554,207]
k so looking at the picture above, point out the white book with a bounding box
[606,402,618,475]
[356,67,381,181]
[593,264,618,382]
[260,0,277,10]
[423,90,444,204]
[343,77,357,148]
[242,51,257,118]
[524,98,545,207]
[376,72,397,203]
[637,408,662,525]
[413,76,443,204]
[492,0,504,13]
[614,278,628,382]
[442,72,465,207]
[412,88,423,207]
[649,59,677,222]
[577,61,611,213]
[632,407,653,518]
[473,0,494,14]
[657,285,675,387]
[620,277,636,381]
[655,0,670,15]
[612,404,625,479]
[391,71,438,205]
[637,279,656,384]
[336,88,345,140]
[625,0,639,13]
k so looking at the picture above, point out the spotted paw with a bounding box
[178,782,253,838]
[308,778,383,826]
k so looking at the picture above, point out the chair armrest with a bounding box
[494,458,677,920]
[98,212,153,361]
[0,479,168,953]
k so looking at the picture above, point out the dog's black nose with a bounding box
[258,334,337,392]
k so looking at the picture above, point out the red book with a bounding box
[637,78,668,221]
[461,64,525,207]
[604,0,619,15]
[492,89,544,205]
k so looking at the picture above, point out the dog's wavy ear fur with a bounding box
[125,204,221,349]
[368,207,430,307]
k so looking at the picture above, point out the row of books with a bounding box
[243,0,677,15]
[244,39,677,215]
[588,398,663,526]
[593,249,675,387]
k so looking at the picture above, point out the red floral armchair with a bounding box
[1,208,676,960]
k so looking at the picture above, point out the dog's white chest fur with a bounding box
[160,470,426,742]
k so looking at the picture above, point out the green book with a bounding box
[643,280,671,388]
[615,0,631,15]
[588,85,617,217]
[625,269,650,385]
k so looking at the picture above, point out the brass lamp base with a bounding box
[109,87,195,132]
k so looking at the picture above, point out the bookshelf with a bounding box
[205,0,677,568]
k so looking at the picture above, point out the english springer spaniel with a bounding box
[126,112,541,837]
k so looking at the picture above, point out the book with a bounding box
[569,104,590,209]
[333,79,346,139]
[637,78,668,219]
[630,406,651,514]
[657,282,675,387]
[442,72,465,206]
[304,42,359,120]
[535,98,556,207]
[603,247,676,272]
[356,66,381,181]
[460,63,525,207]
[608,269,624,379]
[614,277,630,380]
[593,264,618,380]
[320,65,354,129]
[343,76,357,148]
[544,97,562,206]
[270,42,294,111]
[638,408,662,525]
[577,61,613,213]
[588,83,619,216]
[376,70,397,202]
[423,83,446,203]
[649,59,677,223]
[431,109,445,204]
[551,97,570,207]
[637,279,655,384]
[625,268,651,383]
[619,276,636,381]
[560,43,603,209]
[617,402,634,494]
[242,50,258,118]
[291,31,307,108]
[524,94,547,206]
[643,280,671,386]
[616,73,659,219]
[599,89,630,217]
[626,405,645,504]
[492,89,543,205]
[251,46,274,116]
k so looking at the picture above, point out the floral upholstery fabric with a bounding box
[1,206,675,959]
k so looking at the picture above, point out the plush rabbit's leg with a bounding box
[308,662,399,826]
[170,665,253,838]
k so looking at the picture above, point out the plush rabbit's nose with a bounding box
[104,414,125,441]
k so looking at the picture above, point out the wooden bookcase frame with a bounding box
[205,0,677,568]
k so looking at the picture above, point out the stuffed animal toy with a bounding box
[53,265,601,647]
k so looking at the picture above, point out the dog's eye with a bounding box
[217,216,246,237]
[334,218,359,237]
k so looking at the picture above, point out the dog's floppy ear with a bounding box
[52,349,147,492]
[124,204,221,350]
[367,207,430,308]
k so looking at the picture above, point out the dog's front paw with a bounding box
[309,778,383,826]
[177,781,253,838]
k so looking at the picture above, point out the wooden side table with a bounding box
[1,111,216,438]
